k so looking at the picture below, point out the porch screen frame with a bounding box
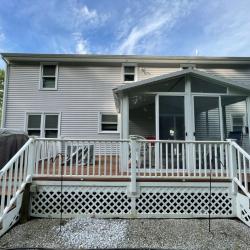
[191,94,224,141]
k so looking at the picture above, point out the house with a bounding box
[1,53,250,235]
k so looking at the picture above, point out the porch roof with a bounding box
[113,68,250,95]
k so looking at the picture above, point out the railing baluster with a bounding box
[204,144,207,177]
[93,141,96,176]
[215,144,218,177]
[243,156,248,192]
[64,141,67,175]
[98,142,101,176]
[209,144,212,177]
[198,144,201,176]
[52,141,56,176]
[149,143,152,176]
[70,141,73,176]
[104,142,107,176]
[160,142,163,177]
[237,150,242,184]
[75,141,79,176]
[143,142,146,177]
[182,143,185,176]
[110,142,112,176]
[225,144,229,177]
[41,141,45,175]
[171,143,174,176]
[7,166,13,205]
[81,142,84,176]
[115,143,118,176]
[87,142,90,176]
[46,141,50,175]
[177,143,179,177]
[0,173,7,215]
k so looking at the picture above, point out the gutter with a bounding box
[2,53,250,65]
[1,56,9,128]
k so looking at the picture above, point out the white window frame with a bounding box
[98,112,119,134]
[122,63,137,82]
[231,113,246,134]
[25,112,61,138]
[39,63,58,90]
[25,113,42,137]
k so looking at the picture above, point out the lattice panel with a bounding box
[30,186,131,216]
[236,193,250,227]
[136,187,233,216]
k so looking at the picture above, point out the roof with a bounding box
[113,68,250,95]
[2,53,250,64]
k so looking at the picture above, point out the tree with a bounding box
[0,69,4,124]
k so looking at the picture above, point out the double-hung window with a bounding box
[27,114,41,136]
[232,114,245,133]
[40,64,58,89]
[123,65,136,82]
[27,113,59,138]
[99,113,118,133]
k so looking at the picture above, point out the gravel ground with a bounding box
[0,218,250,249]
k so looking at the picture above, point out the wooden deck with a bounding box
[31,156,242,183]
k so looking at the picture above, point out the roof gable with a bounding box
[113,68,250,94]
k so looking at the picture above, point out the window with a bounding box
[123,65,136,82]
[40,64,58,89]
[26,113,59,137]
[27,114,41,136]
[44,114,59,138]
[232,115,245,133]
[99,113,118,132]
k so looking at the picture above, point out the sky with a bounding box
[0,0,250,67]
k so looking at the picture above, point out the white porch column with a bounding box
[185,75,195,172]
[120,96,129,171]
[246,97,250,151]
[155,94,160,169]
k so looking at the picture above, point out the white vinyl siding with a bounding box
[5,64,123,140]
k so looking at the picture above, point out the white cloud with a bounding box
[73,33,89,54]
[117,0,196,54]
[193,1,250,56]
[75,5,98,21]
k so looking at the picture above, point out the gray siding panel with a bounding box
[198,67,250,85]
[137,67,179,81]
[5,64,124,139]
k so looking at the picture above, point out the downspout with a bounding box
[1,56,9,128]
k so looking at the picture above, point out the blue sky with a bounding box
[0,0,250,67]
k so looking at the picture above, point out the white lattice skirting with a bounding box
[30,182,235,218]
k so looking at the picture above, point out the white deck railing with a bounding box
[33,139,130,177]
[31,138,234,179]
[230,141,250,194]
[136,140,230,178]
[0,138,34,217]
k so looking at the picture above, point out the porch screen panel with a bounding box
[159,96,185,140]
[221,96,249,152]
[194,97,221,141]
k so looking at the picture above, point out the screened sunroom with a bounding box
[114,69,250,168]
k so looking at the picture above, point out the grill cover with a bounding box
[0,129,29,169]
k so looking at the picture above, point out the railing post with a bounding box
[227,139,237,194]
[129,139,137,195]
[27,138,35,183]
